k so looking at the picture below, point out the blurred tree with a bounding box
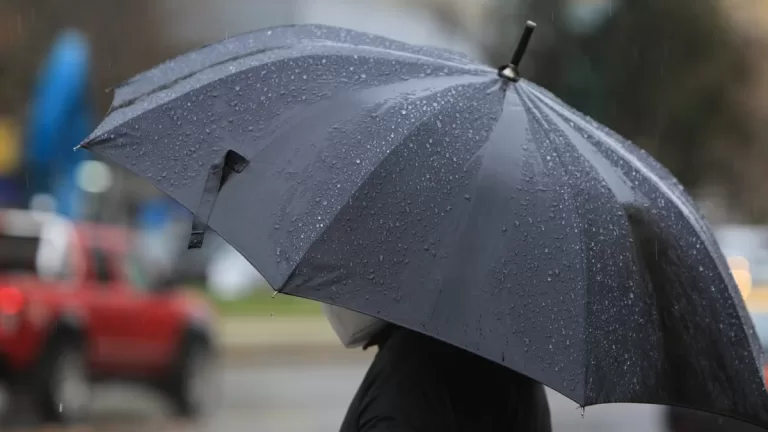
[482,0,762,219]
[0,0,193,219]
[0,0,180,119]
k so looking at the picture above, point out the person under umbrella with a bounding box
[80,22,768,429]
[324,304,552,431]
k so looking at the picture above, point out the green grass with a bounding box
[205,286,322,317]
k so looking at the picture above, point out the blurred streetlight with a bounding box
[75,160,113,194]
[0,117,20,175]
[728,256,753,300]
[564,0,618,35]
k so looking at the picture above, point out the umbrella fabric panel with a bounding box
[283,85,590,403]
[525,84,767,418]
[90,53,494,286]
[92,25,486,140]
[209,75,496,286]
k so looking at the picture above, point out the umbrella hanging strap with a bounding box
[188,149,249,249]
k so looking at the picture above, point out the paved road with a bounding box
[7,360,665,431]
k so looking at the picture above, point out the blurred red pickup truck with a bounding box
[0,209,217,424]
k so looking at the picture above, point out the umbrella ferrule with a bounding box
[498,65,520,82]
[499,20,537,82]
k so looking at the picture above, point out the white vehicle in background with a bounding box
[133,217,266,300]
[715,225,768,292]
[206,242,266,300]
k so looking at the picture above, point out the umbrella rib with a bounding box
[110,47,284,112]
[513,84,591,405]
[117,23,477,95]
[93,47,490,143]
[111,43,486,116]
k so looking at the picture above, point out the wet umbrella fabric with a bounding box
[82,24,768,428]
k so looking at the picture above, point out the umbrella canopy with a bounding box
[81,24,768,427]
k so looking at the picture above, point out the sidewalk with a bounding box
[215,315,375,364]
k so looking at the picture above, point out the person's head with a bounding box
[322,304,387,349]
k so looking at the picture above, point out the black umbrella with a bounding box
[81,23,768,427]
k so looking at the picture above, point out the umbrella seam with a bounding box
[117,23,477,93]
[90,50,489,143]
[514,82,590,406]
[108,44,489,120]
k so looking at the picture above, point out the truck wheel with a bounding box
[35,339,91,424]
[167,338,217,418]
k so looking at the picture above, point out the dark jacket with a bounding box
[340,325,552,432]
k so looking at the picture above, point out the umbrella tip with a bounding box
[498,20,537,82]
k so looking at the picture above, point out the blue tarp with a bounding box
[25,29,93,219]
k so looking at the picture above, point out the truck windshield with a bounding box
[0,234,41,274]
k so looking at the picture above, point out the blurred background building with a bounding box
[1,0,765,224]
[0,0,765,294]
